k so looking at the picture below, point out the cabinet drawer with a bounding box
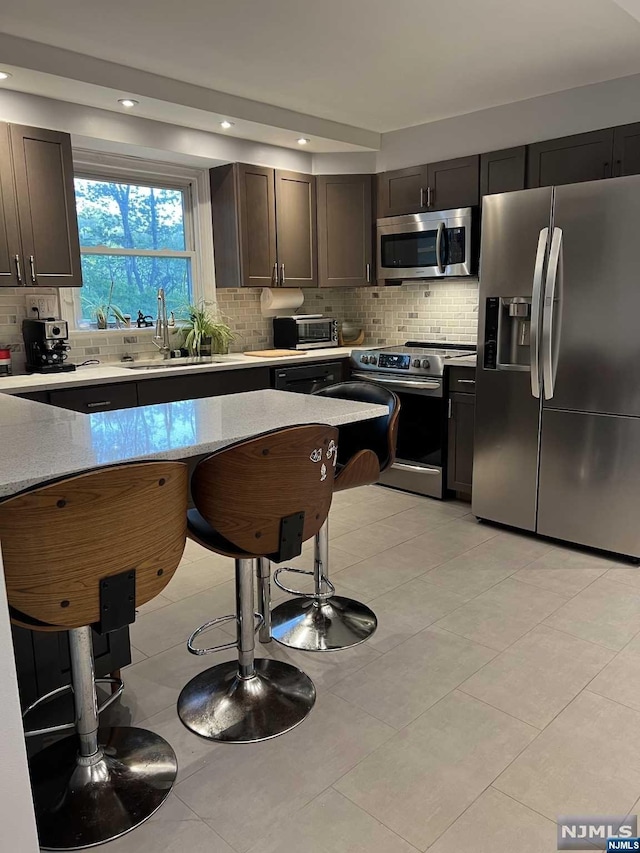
[49,382,138,413]
[449,367,476,393]
[137,367,270,407]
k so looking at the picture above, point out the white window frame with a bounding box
[61,149,216,333]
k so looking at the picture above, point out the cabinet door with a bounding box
[612,123,640,177]
[237,164,278,288]
[376,165,427,217]
[275,170,317,287]
[317,174,373,288]
[447,391,475,494]
[526,129,614,188]
[426,155,479,210]
[480,147,526,197]
[137,367,270,406]
[0,124,22,287]
[49,382,138,413]
[9,125,82,287]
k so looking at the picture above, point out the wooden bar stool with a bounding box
[0,461,188,851]
[269,382,399,651]
[178,423,337,743]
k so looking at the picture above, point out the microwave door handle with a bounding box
[435,221,445,274]
[542,227,563,400]
[530,227,548,400]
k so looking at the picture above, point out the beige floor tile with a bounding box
[137,705,221,783]
[390,516,501,572]
[460,624,614,728]
[366,578,469,653]
[427,787,557,853]
[250,788,418,853]
[162,553,235,602]
[176,692,394,853]
[131,581,238,657]
[129,644,147,664]
[118,630,236,723]
[331,519,422,559]
[335,690,537,851]
[495,691,640,819]
[423,532,551,598]
[434,578,567,651]
[136,593,171,616]
[378,500,472,539]
[180,538,211,565]
[526,546,616,572]
[588,631,640,712]
[513,565,608,597]
[331,626,497,728]
[544,578,640,651]
[603,566,640,591]
[330,543,439,599]
[103,809,233,853]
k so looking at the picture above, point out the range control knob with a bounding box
[360,354,369,364]
[421,359,431,369]
[412,358,421,368]
[369,356,377,365]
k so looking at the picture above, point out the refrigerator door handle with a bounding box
[542,227,563,400]
[530,227,548,399]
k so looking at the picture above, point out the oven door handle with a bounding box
[352,371,441,391]
[391,462,441,475]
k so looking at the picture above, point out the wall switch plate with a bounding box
[25,294,59,320]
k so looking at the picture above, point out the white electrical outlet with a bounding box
[25,295,59,319]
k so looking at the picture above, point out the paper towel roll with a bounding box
[260,287,304,317]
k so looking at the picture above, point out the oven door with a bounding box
[377,209,472,281]
[293,318,337,349]
[352,372,445,498]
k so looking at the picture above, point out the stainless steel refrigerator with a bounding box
[473,176,640,559]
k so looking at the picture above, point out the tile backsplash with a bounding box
[0,278,478,373]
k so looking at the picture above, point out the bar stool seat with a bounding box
[0,462,188,851]
[177,423,337,743]
[269,382,399,652]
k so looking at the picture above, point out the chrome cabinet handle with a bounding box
[272,262,278,287]
[280,263,285,286]
[366,263,371,283]
[448,398,452,418]
[420,188,426,207]
[530,227,548,400]
[29,255,36,283]
[426,186,433,208]
[14,255,22,284]
[542,227,563,401]
[86,401,111,408]
[457,378,476,384]
[435,221,445,274]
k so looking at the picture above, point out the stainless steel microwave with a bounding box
[272,315,338,350]
[377,208,474,281]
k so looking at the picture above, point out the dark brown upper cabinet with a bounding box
[526,129,615,188]
[317,174,373,288]
[274,170,317,288]
[377,165,427,218]
[425,155,479,210]
[9,124,82,287]
[211,163,317,288]
[0,124,21,287]
[612,123,640,177]
[480,146,527,197]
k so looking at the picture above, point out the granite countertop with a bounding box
[0,347,354,395]
[0,389,386,498]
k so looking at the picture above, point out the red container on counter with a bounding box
[0,348,12,376]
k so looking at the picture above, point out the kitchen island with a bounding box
[0,389,388,853]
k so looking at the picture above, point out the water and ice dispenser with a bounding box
[483,296,532,370]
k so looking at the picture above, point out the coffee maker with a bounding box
[22,319,76,373]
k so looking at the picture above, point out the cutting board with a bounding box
[244,349,308,358]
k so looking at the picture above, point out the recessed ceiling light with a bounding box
[0,71,12,81]
[297,137,310,145]
[220,120,235,129]
[118,98,139,108]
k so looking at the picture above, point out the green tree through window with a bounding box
[74,178,194,326]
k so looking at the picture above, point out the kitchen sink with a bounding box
[119,358,231,371]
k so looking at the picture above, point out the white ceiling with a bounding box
[0,0,640,144]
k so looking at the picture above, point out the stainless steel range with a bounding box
[351,342,475,498]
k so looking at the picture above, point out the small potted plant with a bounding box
[81,280,127,329]
[178,302,235,357]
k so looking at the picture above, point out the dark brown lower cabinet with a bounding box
[49,382,138,412]
[447,390,475,495]
[137,367,270,406]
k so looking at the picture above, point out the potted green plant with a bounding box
[81,280,127,329]
[178,301,235,356]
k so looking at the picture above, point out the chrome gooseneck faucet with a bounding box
[153,288,171,359]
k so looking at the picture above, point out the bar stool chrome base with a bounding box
[271,595,377,651]
[29,726,177,851]
[177,658,316,743]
